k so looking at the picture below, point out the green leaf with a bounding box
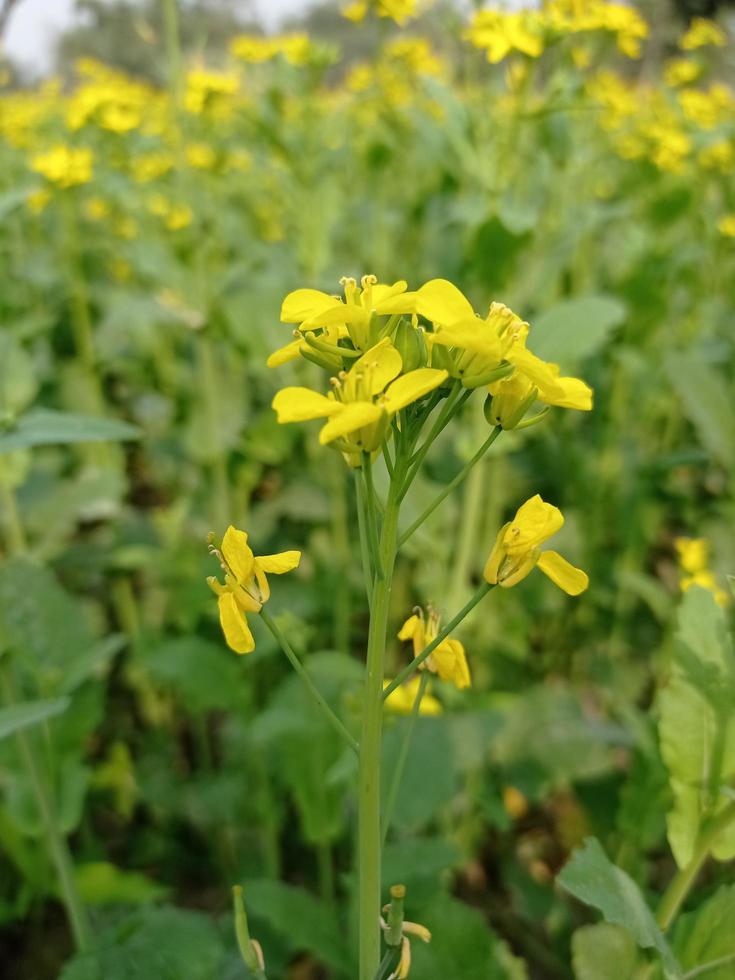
[531,295,625,364]
[572,923,640,980]
[59,906,225,980]
[0,697,70,740]
[672,885,735,979]
[75,862,169,905]
[658,588,735,867]
[0,409,139,454]
[664,351,735,469]
[410,892,528,979]
[558,837,682,979]
[245,877,350,972]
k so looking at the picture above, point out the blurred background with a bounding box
[0,1,733,977]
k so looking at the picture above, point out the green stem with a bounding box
[683,953,735,979]
[656,801,735,931]
[399,427,501,547]
[161,0,183,108]
[0,667,91,951]
[382,672,428,845]
[383,583,493,699]
[372,949,397,980]
[316,838,335,907]
[363,454,383,579]
[358,460,403,980]
[401,383,464,494]
[259,607,358,755]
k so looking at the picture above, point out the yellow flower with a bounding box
[718,215,735,238]
[484,495,588,594]
[383,677,442,715]
[343,0,418,25]
[699,141,734,172]
[184,68,238,115]
[398,607,470,689]
[272,338,447,457]
[31,146,93,188]
[185,142,217,170]
[278,275,416,351]
[674,536,728,606]
[674,537,709,574]
[131,151,174,183]
[411,279,592,407]
[664,58,701,88]
[465,10,545,63]
[207,526,301,654]
[679,17,726,51]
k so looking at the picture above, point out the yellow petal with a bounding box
[507,347,566,398]
[416,279,476,325]
[483,523,509,585]
[398,614,421,641]
[281,288,339,323]
[431,319,502,360]
[382,368,448,415]
[537,550,589,595]
[505,495,564,554]
[353,339,403,394]
[318,402,384,444]
[539,375,593,411]
[267,338,304,368]
[256,551,301,574]
[222,526,255,584]
[218,592,255,654]
[272,387,340,423]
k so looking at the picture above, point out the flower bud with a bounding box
[393,321,425,372]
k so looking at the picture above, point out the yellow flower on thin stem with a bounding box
[398,606,471,689]
[484,495,588,595]
[272,338,447,459]
[207,526,301,653]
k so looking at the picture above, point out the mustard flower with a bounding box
[343,0,419,26]
[679,17,726,51]
[383,677,442,716]
[674,536,728,606]
[398,607,470,689]
[484,495,588,595]
[207,526,301,653]
[272,338,447,458]
[408,279,592,408]
[31,146,93,188]
[718,215,735,238]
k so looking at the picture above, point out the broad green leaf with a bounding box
[0,409,139,454]
[658,588,735,866]
[410,891,528,979]
[59,906,225,980]
[572,923,640,980]
[672,885,735,980]
[664,351,735,469]
[137,636,247,715]
[558,838,681,979]
[0,697,70,740]
[75,862,169,905]
[245,877,350,972]
[531,295,625,364]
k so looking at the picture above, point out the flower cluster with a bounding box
[466,0,649,63]
[270,275,591,466]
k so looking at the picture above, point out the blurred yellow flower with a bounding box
[679,17,726,50]
[185,143,217,170]
[484,495,588,594]
[31,145,93,187]
[718,214,735,238]
[207,526,301,654]
[664,58,701,88]
[131,151,173,183]
[699,141,734,172]
[343,0,419,25]
[383,677,441,715]
[398,607,470,689]
[674,536,728,606]
[466,10,545,63]
[184,67,238,115]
